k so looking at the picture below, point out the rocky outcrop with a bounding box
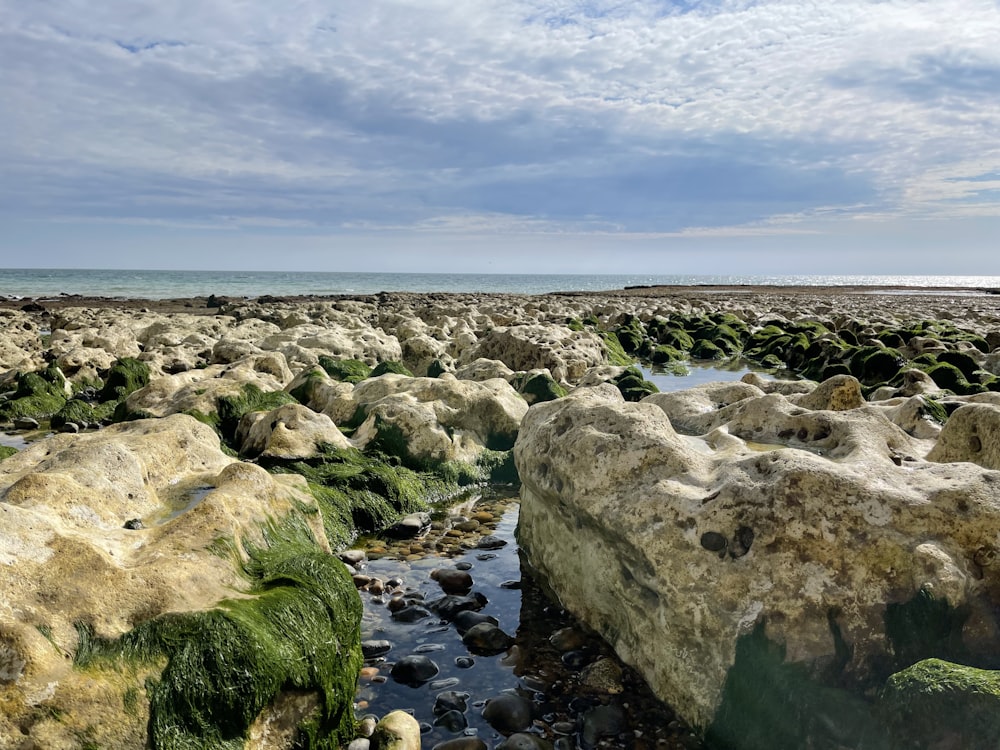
[467,325,605,383]
[514,382,1000,743]
[0,415,360,749]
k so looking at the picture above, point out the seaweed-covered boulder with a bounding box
[237,402,352,459]
[515,384,1000,744]
[0,415,359,749]
[351,374,527,464]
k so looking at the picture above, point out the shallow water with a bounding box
[640,358,780,392]
[352,489,703,749]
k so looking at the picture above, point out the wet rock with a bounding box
[455,656,475,669]
[462,622,515,655]
[358,714,379,737]
[433,709,468,732]
[452,610,499,636]
[477,535,507,550]
[431,568,474,594]
[123,518,144,530]
[581,704,626,747]
[497,734,554,750]
[387,512,433,539]
[433,690,469,715]
[340,549,367,566]
[371,709,422,750]
[431,738,489,750]
[12,417,39,430]
[699,531,727,553]
[391,605,431,623]
[428,593,487,620]
[580,657,624,694]
[60,421,80,433]
[483,693,534,734]
[362,640,393,659]
[549,628,587,652]
[390,655,440,686]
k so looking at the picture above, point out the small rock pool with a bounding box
[349,489,704,750]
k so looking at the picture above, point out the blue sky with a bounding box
[2,0,1000,274]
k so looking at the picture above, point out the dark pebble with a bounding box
[477,535,507,550]
[453,610,500,635]
[387,512,432,539]
[581,704,626,747]
[431,568,474,595]
[433,709,468,732]
[730,526,755,558]
[392,605,431,622]
[123,518,144,530]
[13,417,39,430]
[429,594,487,620]
[561,650,589,670]
[483,693,534,734]
[455,561,473,571]
[60,422,79,433]
[699,531,728,552]
[390,654,440,686]
[497,733,553,750]
[475,553,498,561]
[433,690,469,715]
[431,739,489,750]
[462,622,515,655]
[361,639,393,659]
[455,656,475,669]
[499,580,521,590]
[549,628,587,652]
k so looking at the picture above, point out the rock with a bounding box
[237,402,352,459]
[12,417,39,430]
[581,704,626,747]
[431,567,474,594]
[386,512,432,539]
[433,690,469,715]
[476,535,507,550]
[497,734,554,750]
[433,709,468,732]
[389,655,440,686]
[468,324,606,383]
[789,373,864,411]
[362,640,393,659]
[515,383,1000,739]
[371,710,422,750]
[431,738,489,750]
[926,402,1000,469]
[452,610,499,635]
[580,657,624,694]
[461,622,515,655]
[482,693,534,734]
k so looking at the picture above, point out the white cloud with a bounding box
[1,0,1000,243]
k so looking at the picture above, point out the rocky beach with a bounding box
[3,285,1000,750]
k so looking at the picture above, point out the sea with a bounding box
[1,268,999,300]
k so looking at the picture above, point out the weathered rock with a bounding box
[237,402,352,459]
[515,383,1000,739]
[482,693,534,734]
[461,622,514,655]
[468,324,605,383]
[371,709,422,750]
[926,402,1000,469]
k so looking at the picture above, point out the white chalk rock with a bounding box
[468,324,605,383]
[238,402,352,459]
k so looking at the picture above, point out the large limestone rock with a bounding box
[238,402,352,459]
[515,383,1000,737]
[351,374,528,463]
[0,415,352,749]
[468,324,605,383]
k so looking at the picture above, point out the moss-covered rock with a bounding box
[650,344,685,365]
[217,384,299,442]
[849,346,906,386]
[936,350,981,380]
[613,368,659,402]
[925,362,985,395]
[318,356,371,384]
[514,372,568,405]
[656,327,695,352]
[50,398,98,429]
[614,315,649,356]
[880,659,1000,750]
[0,366,68,421]
[598,331,634,367]
[370,361,414,378]
[99,358,151,403]
[690,339,728,361]
[75,521,362,750]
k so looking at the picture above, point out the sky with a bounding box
[2,0,1000,274]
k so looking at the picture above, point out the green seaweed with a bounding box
[0,366,68,420]
[51,398,97,429]
[370,361,413,378]
[879,658,1000,750]
[99,358,151,403]
[216,384,298,442]
[884,587,968,672]
[598,331,634,367]
[74,519,362,750]
[0,445,17,461]
[317,357,371,384]
[613,367,658,402]
[513,372,567,404]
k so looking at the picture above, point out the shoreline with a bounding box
[1,284,998,315]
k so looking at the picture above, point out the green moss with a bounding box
[936,350,981,380]
[599,331,634,367]
[514,372,568,404]
[99,358,151,402]
[317,357,371,384]
[288,368,328,404]
[706,621,884,750]
[216,385,298,442]
[925,363,984,395]
[921,396,949,425]
[566,318,585,332]
[650,344,685,365]
[880,659,1000,750]
[0,367,68,420]
[426,358,449,378]
[690,340,728,361]
[614,368,659,402]
[656,327,695,352]
[0,445,17,461]
[51,398,97,429]
[74,519,362,750]
[849,346,905,386]
[614,315,649,356]
[370,361,413,378]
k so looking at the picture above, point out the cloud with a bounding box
[1,0,999,251]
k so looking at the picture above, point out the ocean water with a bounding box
[1,268,999,300]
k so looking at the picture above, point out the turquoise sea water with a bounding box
[1,268,999,299]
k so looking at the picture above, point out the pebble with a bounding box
[390,655,440,686]
[580,658,624,694]
[392,605,431,622]
[455,656,475,669]
[340,549,367,566]
[428,594,487,620]
[497,734,554,750]
[482,693,534,734]
[452,610,499,635]
[581,704,626,747]
[549,628,587,652]
[476,535,507,550]
[461,622,514,655]
[347,739,370,750]
[431,739,488,750]
[433,691,469,715]
[387,512,432,539]
[433,709,468,732]
[431,568,474,594]
[123,518,144,530]
[357,715,378,737]
[699,531,728,553]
